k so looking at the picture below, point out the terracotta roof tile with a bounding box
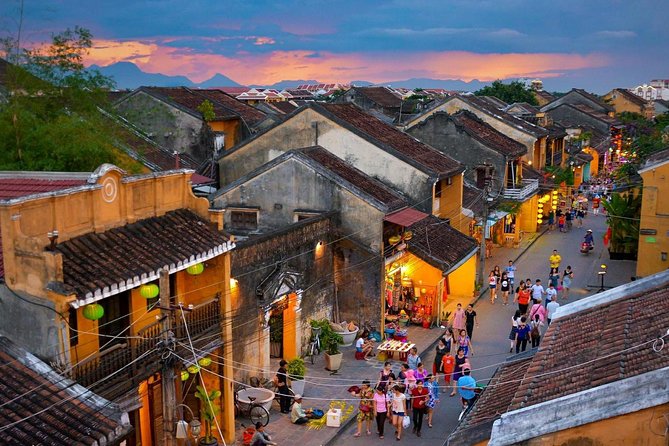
[0,336,131,445]
[406,215,478,272]
[449,355,534,446]
[0,175,89,279]
[56,209,230,300]
[195,88,267,125]
[643,147,669,169]
[465,96,549,138]
[300,147,406,211]
[498,282,669,411]
[318,103,463,177]
[143,87,239,121]
[354,86,403,108]
[450,110,527,157]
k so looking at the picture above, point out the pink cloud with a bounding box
[86,40,610,85]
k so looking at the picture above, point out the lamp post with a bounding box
[597,264,607,293]
[175,404,201,443]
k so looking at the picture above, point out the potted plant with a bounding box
[194,385,221,445]
[286,357,306,395]
[322,329,343,371]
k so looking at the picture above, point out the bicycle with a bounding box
[305,326,322,364]
[234,387,270,426]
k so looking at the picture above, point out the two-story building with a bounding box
[0,165,236,445]
[114,86,268,163]
[406,110,540,244]
[403,95,550,170]
[603,88,654,119]
[448,271,669,446]
[637,148,669,277]
[214,146,478,344]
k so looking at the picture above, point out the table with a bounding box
[377,340,415,361]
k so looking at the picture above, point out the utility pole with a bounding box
[476,167,494,288]
[159,268,177,446]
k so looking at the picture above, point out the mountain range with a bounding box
[94,61,491,92]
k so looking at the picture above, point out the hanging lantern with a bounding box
[187,364,200,374]
[389,235,402,245]
[181,370,190,381]
[402,231,413,241]
[198,357,212,367]
[83,303,104,321]
[186,263,204,275]
[537,219,543,224]
[140,284,160,299]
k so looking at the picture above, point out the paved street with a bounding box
[325,210,635,446]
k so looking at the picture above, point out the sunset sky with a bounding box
[1,0,667,91]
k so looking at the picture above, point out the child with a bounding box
[558,214,566,232]
[441,352,455,394]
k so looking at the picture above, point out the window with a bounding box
[230,210,258,230]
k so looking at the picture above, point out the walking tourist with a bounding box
[562,266,573,299]
[488,270,498,303]
[451,303,466,334]
[546,295,560,325]
[465,304,478,339]
[549,249,562,273]
[500,272,510,305]
[407,347,421,371]
[506,260,517,295]
[433,339,448,376]
[372,386,388,439]
[450,348,468,397]
[515,281,531,315]
[410,379,429,437]
[425,374,439,428]
[509,310,522,353]
[391,385,407,441]
[530,314,543,348]
[515,317,531,354]
[353,380,374,437]
[457,329,474,357]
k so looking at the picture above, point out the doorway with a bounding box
[99,291,130,348]
[268,308,284,358]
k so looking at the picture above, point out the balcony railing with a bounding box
[70,295,222,401]
[502,179,539,201]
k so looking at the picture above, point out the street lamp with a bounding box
[175,404,201,440]
[597,264,607,293]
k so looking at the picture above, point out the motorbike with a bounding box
[580,241,593,255]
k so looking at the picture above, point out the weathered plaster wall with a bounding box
[114,91,209,161]
[219,108,433,211]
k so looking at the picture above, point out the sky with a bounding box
[1,0,667,92]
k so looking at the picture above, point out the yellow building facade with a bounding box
[0,165,237,445]
[637,152,669,277]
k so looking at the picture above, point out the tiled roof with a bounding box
[463,184,484,215]
[143,87,239,121]
[271,101,300,114]
[102,111,202,174]
[300,147,406,211]
[642,147,669,170]
[504,102,540,116]
[56,209,231,303]
[0,336,131,445]
[612,88,649,107]
[450,110,527,157]
[219,86,249,97]
[355,86,403,108]
[477,96,508,109]
[107,90,130,104]
[406,215,478,273]
[507,279,669,411]
[448,355,534,446]
[572,88,615,112]
[464,96,549,138]
[571,104,620,125]
[318,103,463,177]
[195,89,267,126]
[534,90,555,102]
[0,174,90,280]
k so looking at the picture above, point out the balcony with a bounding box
[502,179,539,201]
[70,295,222,401]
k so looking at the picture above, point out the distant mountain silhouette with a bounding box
[197,73,242,88]
[250,79,320,90]
[92,62,241,89]
[92,62,493,92]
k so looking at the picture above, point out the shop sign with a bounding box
[645,236,657,243]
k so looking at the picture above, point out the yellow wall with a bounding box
[210,119,241,149]
[583,148,599,177]
[603,91,652,119]
[573,165,583,189]
[637,162,669,276]
[436,173,465,231]
[519,194,539,233]
[526,403,669,446]
[447,254,476,300]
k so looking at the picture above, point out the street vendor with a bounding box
[291,394,315,425]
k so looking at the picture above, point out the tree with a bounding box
[602,192,641,258]
[475,80,539,106]
[0,27,139,172]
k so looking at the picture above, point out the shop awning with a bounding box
[487,210,509,223]
[384,207,428,227]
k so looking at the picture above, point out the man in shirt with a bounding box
[530,279,546,305]
[506,260,516,295]
[546,295,560,325]
[457,366,477,408]
[291,394,313,425]
[549,249,561,273]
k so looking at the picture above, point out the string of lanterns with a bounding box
[537,190,559,225]
[82,262,205,321]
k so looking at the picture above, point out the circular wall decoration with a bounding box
[101,177,118,203]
